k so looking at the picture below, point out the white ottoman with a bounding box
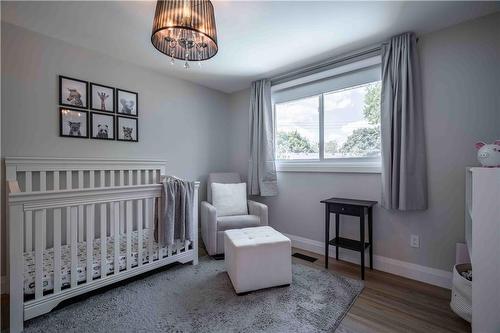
[224,226,292,294]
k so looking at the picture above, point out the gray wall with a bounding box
[1,12,499,277]
[1,22,231,275]
[228,12,500,272]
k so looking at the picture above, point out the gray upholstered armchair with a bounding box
[201,172,268,256]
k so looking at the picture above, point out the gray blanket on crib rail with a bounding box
[161,179,195,246]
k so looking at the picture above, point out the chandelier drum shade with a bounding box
[151,0,218,66]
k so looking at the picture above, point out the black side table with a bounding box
[320,197,377,280]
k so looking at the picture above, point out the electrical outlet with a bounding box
[410,234,420,248]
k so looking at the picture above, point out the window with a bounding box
[273,60,381,172]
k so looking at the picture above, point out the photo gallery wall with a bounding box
[59,75,138,142]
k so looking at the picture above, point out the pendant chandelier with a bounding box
[151,0,218,69]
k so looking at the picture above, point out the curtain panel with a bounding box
[248,79,278,196]
[381,32,428,210]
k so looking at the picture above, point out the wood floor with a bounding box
[1,247,470,332]
[292,248,470,333]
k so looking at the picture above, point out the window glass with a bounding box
[275,95,319,160]
[323,81,381,158]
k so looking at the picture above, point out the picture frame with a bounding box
[59,75,88,109]
[90,83,115,113]
[116,89,138,117]
[60,107,89,138]
[90,112,115,140]
[116,116,138,142]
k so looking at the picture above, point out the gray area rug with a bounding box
[25,257,363,332]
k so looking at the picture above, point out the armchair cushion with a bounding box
[217,215,260,231]
[211,182,248,217]
[207,172,241,203]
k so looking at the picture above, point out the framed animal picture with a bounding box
[90,112,115,140]
[90,83,115,113]
[116,89,138,116]
[59,76,88,109]
[116,116,138,142]
[60,107,89,138]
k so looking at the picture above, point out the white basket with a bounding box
[450,263,472,323]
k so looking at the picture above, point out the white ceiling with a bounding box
[2,1,499,93]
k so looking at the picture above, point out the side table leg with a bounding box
[360,213,365,280]
[325,204,330,269]
[335,213,339,260]
[368,207,373,270]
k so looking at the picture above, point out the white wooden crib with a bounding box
[6,157,199,332]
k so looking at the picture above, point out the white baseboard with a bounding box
[284,233,452,289]
[1,275,8,294]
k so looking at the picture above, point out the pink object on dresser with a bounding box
[475,141,500,167]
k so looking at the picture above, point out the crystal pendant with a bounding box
[170,51,175,65]
[184,51,190,69]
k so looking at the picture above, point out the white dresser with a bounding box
[465,168,500,332]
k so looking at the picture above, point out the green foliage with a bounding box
[339,127,380,156]
[277,130,317,158]
[339,82,381,156]
[324,140,338,155]
[362,82,381,125]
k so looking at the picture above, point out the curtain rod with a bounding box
[270,45,381,86]
[270,36,419,86]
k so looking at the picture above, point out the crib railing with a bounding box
[6,157,165,192]
[8,181,199,329]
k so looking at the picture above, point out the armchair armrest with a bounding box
[248,200,268,226]
[201,201,218,256]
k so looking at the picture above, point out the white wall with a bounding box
[1,22,232,276]
[229,12,500,272]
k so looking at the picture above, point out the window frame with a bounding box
[273,61,382,174]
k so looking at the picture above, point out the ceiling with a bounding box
[2,1,499,93]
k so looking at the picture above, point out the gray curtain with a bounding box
[381,32,428,210]
[248,79,278,196]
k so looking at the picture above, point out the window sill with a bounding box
[276,162,381,174]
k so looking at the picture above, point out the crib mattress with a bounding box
[24,231,181,295]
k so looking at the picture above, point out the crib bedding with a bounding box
[24,231,184,295]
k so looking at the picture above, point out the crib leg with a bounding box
[192,184,199,266]
[9,203,25,333]
[9,311,24,333]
